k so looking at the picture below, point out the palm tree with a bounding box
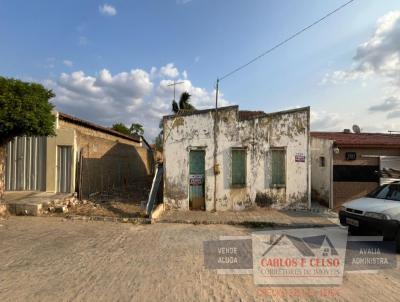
[172,92,195,113]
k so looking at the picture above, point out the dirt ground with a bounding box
[51,181,153,218]
[1,217,400,302]
[66,199,144,218]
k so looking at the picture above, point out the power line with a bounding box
[219,0,355,81]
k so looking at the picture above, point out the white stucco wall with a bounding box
[163,106,310,211]
[310,137,333,207]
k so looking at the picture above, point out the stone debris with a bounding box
[43,194,79,214]
[47,206,55,213]
[55,205,68,213]
[0,203,7,217]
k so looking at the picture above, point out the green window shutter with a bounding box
[271,149,286,186]
[232,149,246,186]
[189,150,205,174]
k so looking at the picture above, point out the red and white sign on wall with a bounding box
[189,174,204,186]
[295,153,306,162]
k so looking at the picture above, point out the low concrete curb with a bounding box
[65,215,151,224]
[154,219,335,228]
[7,203,42,216]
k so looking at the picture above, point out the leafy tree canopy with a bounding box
[111,123,131,136]
[154,119,164,151]
[112,122,144,137]
[129,123,144,136]
[0,77,56,145]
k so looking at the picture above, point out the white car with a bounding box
[339,182,400,250]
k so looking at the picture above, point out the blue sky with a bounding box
[1,0,400,139]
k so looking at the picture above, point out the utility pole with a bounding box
[167,80,185,101]
[213,78,219,211]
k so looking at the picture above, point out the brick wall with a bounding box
[59,120,154,198]
[333,181,377,209]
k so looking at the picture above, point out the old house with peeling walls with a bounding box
[163,105,311,211]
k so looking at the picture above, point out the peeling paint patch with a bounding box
[255,192,275,207]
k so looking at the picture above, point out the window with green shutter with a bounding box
[271,149,286,187]
[232,148,246,187]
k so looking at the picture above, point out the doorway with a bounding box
[57,146,72,193]
[189,150,205,210]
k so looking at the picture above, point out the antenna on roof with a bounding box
[352,124,361,134]
[167,80,185,102]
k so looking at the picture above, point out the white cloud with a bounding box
[310,110,344,131]
[45,65,229,140]
[322,10,400,127]
[159,63,179,78]
[368,96,400,112]
[324,11,400,85]
[63,60,73,67]
[388,110,400,119]
[99,4,117,16]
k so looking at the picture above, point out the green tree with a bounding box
[155,120,163,152]
[111,123,131,136]
[0,77,56,201]
[129,123,144,136]
[112,122,144,137]
[172,92,195,113]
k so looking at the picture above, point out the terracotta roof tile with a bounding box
[58,112,141,143]
[311,131,400,147]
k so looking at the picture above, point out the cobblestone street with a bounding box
[1,217,400,302]
[156,207,338,227]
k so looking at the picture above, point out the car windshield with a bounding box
[367,183,400,201]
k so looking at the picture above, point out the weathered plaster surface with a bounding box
[163,106,311,211]
[310,137,333,207]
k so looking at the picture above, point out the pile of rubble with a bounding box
[42,181,152,218]
[0,203,8,218]
[43,193,87,214]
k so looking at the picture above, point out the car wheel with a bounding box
[348,227,360,236]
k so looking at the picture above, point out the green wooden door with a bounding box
[189,150,205,210]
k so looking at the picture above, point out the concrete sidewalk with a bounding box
[4,191,71,216]
[155,207,339,228]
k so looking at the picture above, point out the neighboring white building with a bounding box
[163,105,311,211]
